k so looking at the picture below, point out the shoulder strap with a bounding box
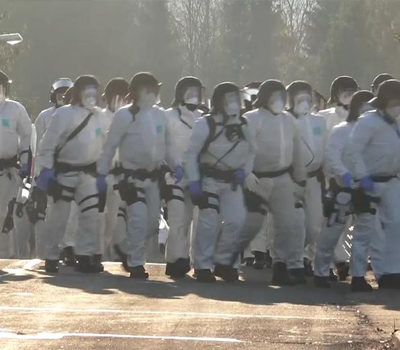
[54,111,93,159]
[128,105,140,122]
[200,114,217,155]
[177,108,192,129]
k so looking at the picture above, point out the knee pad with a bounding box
[162,184,185,203]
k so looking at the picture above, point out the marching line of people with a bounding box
[1,68,400,291]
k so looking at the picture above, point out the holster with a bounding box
[48,179,63,202]
[2,198,15,233]
[98,191,107,213]
[118,180,145,206]
[351,188,379,215]
[26,187,48,223]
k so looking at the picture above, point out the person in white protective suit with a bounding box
[240,79,307,286]
[318,75,359,280]
[0,70,32,258]
[348,79,400,290]
[99,77,129,260]
[314,90,375,290]
[185,82,254,283]
[163,76,204,278]
[241,81,273,270]
[97,72,166,280]
[31,78,75,261]
[36,75,107,273]
[286,81,327,276]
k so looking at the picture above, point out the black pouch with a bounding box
[351,188,378,215]
[48,180,63,202]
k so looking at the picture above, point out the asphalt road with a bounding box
[0,259,398,349]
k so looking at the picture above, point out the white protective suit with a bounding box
[37,104,107,260]
[244,108,307,269]
[185,113,253,270]
[295,113,327,261]
[164,106,201,265]
[348,110,400,278]
[0,99,32,257]
[319,106,350,133]
[97,104,166,268]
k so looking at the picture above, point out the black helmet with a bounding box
[369,79,400,110]
[50,77,73,104]
[210,82,240,115]
[128,72,161,102]
[0,70,12,96]
[71,75,99,105]
[371,73,394,94]
[171,76,203,107]
[103,78,129,105]
[347,90,374,122]
[286,80,312,110]
[329,76,358,104]
[254,79,286,109]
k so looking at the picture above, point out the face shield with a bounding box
[293,92,312,116]
[183,86,205,111]
[55,87,69,107]
[223,91,242,118]
[268,90,286,115]
[81,86,98,110]
[110,94,126,113]
[241,87,259,111]
[385,98,400,120]
[338,89,356,107]
[137,85,160,109]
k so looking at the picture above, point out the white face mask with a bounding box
[338,91,354,106]
[293,93,312,116]
[138,90,157,109]
[385,106,400,120]
[269,99,285,115]
[183,87,200,106]
[81,87,98,109]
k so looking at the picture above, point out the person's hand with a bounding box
[174,165,184,184]
[188,180,202,201]
[96,174,107,193]
[341,172,353,188]
[36,168,55,192]
[360,176,374,192]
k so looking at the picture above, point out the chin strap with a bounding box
[337,103,349,111]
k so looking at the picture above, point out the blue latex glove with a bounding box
[96,174,107,193]
[188,180,202,200]
[174,165,184,184]
[18,163,30,179]
[36,168,55,192]
[341,172,353,188]
[360,176,375,192]
[234,169,246,185]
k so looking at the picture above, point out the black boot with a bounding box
[271,262,295,286]
[253,251,266,270]
[114,244,129,272]
[61,246,76,267]
[329,268,338,282]
[214,264,239,282]
[289,268,307,284]
[314,275,331,288]
[129,265,149,280]
[336,262,349,281]
[303,258,313,277]
[75,255,99,273]
[165,258,191,278]
[45,259,59,273]
[351,277,373,292]
[195,269,216,283]
[244,257,254,267]
[92,255,104,273]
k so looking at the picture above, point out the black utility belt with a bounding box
[254,166,292,179]
[370,175,397,183]
[201,166,236,183]
[122,168,161,181]
[0,155,18,171]
[55,162,97,175]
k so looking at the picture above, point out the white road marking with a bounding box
[23,259,41,270]
[0,331,243,343]
[0,305,337,320]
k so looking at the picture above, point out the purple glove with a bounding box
[341,172,353,188]
[36,168,55,192]
[18,163,30,179]
[188,180,202,199]
[234,169,246,185]
[174,165,184,184]
[360,176,374,192]
[96,174,107,193]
